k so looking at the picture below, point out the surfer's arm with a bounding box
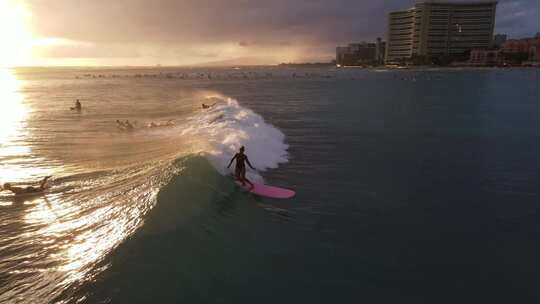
[39,176,52,190]
[227,155,237,168]
[246,157,255,170]
[6,186,24,194]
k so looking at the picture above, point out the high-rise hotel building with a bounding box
[386,1,497,63]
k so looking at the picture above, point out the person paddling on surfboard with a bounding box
[227,146,255,189]
[2,176,52,195]
[71,99,82,111]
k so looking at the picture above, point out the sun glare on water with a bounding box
[0,0,33,67]
[0,69,27,148]
[0,68,33,180]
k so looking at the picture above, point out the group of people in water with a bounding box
[116,120,135,131]
[116,119,176,131]
[74,71,337,81]
[2,97,256,196]
[116,102,216,131]
[1,145,256,195]
[72,99,217,132]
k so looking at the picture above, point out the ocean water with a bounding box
[1,66,540,303]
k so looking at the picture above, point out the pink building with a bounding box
[469,49,502,66]
[529,44,540,61]
[502,33,540,55]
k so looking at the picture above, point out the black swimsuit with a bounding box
[235,154,247,170]
[26,186,42,193]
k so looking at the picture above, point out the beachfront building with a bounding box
[502,33,540,55]
[376,37,386,65]
[386,8,415,63]
[524,50,540,66]
[386,1,498,64]
[336,40,386,66]
[503,37,534,53]
[502,33,540,65]
[469,49,502,66]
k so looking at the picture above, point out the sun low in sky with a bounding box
[0,0,33,66]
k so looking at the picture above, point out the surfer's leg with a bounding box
[241,168,254,189]
[244,178,254,190]
[39,176,52,190]
[235,167,245,185]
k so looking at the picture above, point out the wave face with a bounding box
[0,68,288,303]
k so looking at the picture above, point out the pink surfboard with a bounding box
[235,181,295,199]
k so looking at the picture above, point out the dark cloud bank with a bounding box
[27,0,540,64]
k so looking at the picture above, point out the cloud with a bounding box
[496,1,540,37]
[23,0,540,64]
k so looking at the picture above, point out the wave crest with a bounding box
[183,95,289,181]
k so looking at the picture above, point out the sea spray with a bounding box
[182,95,289,182]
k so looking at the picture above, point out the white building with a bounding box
[386,1,498,63]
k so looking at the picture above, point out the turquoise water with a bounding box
[1,67,540,303]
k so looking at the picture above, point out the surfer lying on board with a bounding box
[227,146,255,189]
[202,102,217,109]
[2,176,52,195]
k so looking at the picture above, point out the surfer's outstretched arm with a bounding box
[227,154,237,169]
[246,157,255,170]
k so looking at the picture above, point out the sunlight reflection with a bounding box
[22,186,159,287]
[0,68,53,181]
[0,0,33,67]
[0,68,27,144]
[0,68,33,181]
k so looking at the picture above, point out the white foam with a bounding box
[185,95,289,182]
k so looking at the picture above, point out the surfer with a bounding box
[116,119,128,130]
[2,176,52,195]
[227,146,255,189]
[202,102,217,109]
[124,120,134,130]
[71,99,82,111]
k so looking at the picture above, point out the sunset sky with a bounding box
[2,0,539,66]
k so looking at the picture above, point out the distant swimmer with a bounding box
[71,99,82,111]
[227,146,255,189]
[116,119,126,129]
[146,120,175,128]
[116,120,134,131]
[2,176,52,195]
[124,120,134,130]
